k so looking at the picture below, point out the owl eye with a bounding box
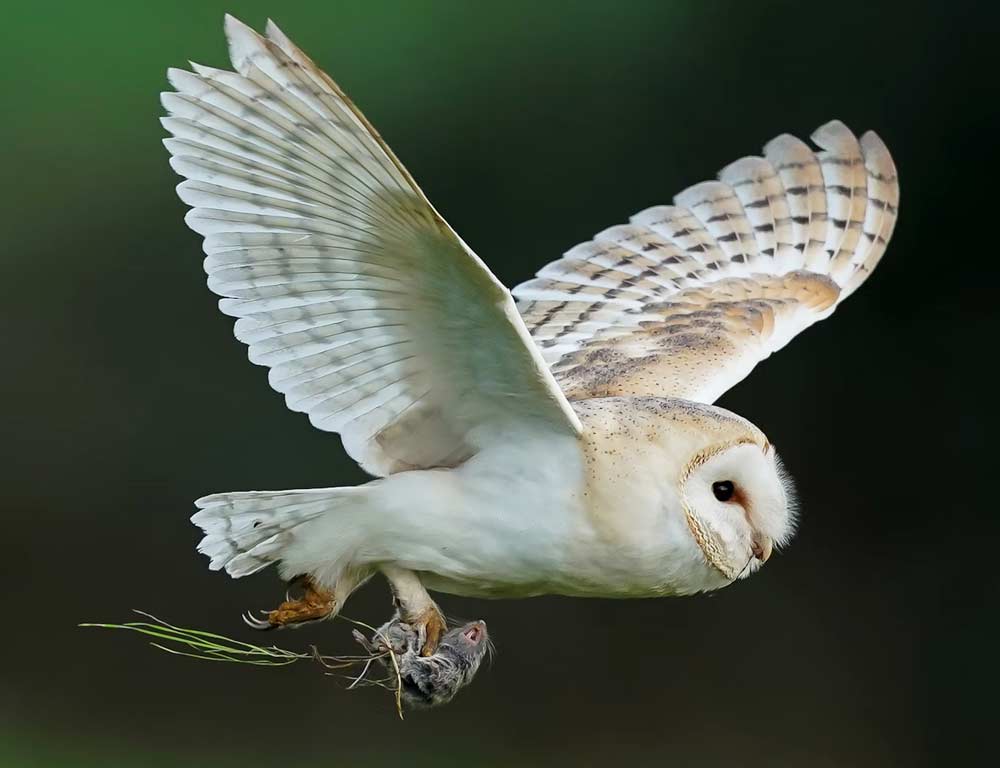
[712,481,735,502]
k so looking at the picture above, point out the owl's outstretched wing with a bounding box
[515,122,898,403]
[163,16,580,476]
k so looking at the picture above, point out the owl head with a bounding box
[577,397,797,592]
[669,403,797,582]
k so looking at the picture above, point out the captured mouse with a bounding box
[356,618,490,708]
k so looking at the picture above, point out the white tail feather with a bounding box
[192,487,364,578]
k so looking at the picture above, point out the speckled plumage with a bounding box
[170,17,898,650]
[515,121,897,404]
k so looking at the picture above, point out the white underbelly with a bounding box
[370,433,618,596]
[366,418,723,599]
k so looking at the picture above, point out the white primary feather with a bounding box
[515,120,899,404]
[163,15,581,477]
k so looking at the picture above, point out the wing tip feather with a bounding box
[674,179,730,209]
[223,13,265,75]
[717,155,769,185]
[264,18,291,48]
[810,119,859,153]
[762,132,811,160]
[859,130,898,181]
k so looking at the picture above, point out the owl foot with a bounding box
[379,565,447,656]
[242,576,336,630]
[407,605,447,657]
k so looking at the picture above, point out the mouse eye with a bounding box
[712,481,735,502]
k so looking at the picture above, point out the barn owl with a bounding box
[165,16,898,654]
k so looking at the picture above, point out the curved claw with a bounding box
[242,610,274,631]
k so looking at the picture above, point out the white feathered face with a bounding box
[679,441,796,581]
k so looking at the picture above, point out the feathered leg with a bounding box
[381,565,446,656]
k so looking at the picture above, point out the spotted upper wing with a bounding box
[163,16,580,476]
[514,122,898,403]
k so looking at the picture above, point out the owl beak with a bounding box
[751,535,773,563]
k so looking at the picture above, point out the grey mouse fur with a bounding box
[360,617,490,708]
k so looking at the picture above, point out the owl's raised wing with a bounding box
[163,16,580,476]
[515,122,898,403]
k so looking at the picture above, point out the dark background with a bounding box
[2,1,995,765]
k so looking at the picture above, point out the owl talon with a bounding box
[409,606,446,657]
[242,611,273,631]
[244,576,337,630]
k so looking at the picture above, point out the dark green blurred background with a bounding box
[2,1,995,765]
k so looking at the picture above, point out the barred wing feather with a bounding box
[163,16,581,476]
[514,121,898,403]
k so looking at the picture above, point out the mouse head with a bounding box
[400,620,490,708]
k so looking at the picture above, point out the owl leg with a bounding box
[380,565,446,657]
